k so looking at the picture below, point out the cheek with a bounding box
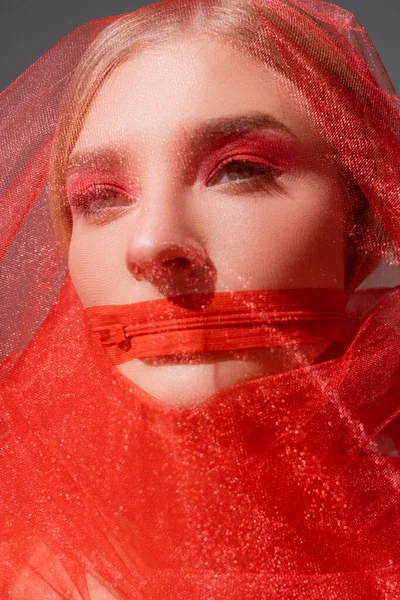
[67,174,345,304]
[68,226,124,307]
[202,177,345,290]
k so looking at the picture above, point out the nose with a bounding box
[126,188,216,300]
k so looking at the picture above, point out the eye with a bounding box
[68,184,135,222]
[207,157,283,192]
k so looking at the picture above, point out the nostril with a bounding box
[164,257,192,270]
[128,243,217,299]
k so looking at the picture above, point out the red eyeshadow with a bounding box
[66,170,138,205]
[198,132,301,183]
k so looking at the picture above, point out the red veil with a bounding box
[1,0,400,598]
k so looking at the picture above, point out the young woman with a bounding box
[1,0,400,597]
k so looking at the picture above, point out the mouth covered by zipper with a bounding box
[85,288,348,365]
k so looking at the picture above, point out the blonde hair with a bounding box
[48,0,385,290]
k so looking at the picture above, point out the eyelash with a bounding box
[208,157,283,192]
[69,159,284,224]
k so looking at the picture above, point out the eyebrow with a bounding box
[66,111,297,177]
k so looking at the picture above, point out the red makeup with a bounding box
[198,131,301,184]
[66,170,137,211]
[65,131,302,214]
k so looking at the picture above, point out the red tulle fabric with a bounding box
[1,0,400,598]
[86,289,348,363]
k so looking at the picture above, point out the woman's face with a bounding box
[66,33,345,405]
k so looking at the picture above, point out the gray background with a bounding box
[0,0,399,95]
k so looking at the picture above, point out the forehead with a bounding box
[73,33,319,154]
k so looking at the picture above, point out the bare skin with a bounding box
[67,33,345,406]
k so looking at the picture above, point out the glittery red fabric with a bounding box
[1,0,400,598]
[86,289,348,363]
